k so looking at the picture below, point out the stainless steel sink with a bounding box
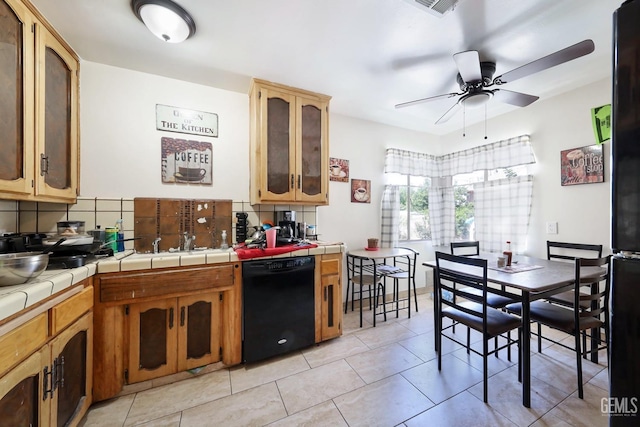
[123,248,232,260]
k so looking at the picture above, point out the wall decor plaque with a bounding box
[560,144,604,186]
[351,179,371,203]
[156,104,218,137]
[329,157,349,182]
[161,137,212,185]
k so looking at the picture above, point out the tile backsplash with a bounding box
[0,197,318,251]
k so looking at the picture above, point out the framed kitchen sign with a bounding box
[156,104,218,138]
[161,137,213,185]
[560,144,604,186]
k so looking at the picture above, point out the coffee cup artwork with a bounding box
[178,167,206,179]
[161,137,213,185]
[351,179,371,203]
[329,157,349,182]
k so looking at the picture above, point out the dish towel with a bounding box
[234,243,318,260]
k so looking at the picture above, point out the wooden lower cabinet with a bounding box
[93,262,242,402]
[0,311,93,427]
[127,292,221,383]
[316,253,343,342]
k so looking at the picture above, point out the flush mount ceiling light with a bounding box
[131,0,196,43]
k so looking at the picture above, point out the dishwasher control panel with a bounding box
[266,256,313,271]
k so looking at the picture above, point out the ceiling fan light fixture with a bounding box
[131,0,196,43]
[460,91,492,108]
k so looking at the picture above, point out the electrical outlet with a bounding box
[546,221,558,234]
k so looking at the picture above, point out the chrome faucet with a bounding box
[152,237,162,253]
[183,233,195,251]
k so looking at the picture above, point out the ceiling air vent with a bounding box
[402,0,462,17]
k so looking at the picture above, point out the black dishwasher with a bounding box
[242,256,315,363]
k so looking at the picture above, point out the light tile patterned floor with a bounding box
[80,294,610,427]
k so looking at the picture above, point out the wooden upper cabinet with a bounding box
[35,23,79,201]
[0,0,79,203]
[0,0,35,196]
[250,79,330,205]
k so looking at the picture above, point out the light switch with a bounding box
[546,221,558,234]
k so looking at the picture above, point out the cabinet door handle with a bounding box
[297,174,301,189]
[55,356,65,391]
[43,366,53,401]
[40,154,49,176]
[290,174,294,189]
[169,307,174,329]
[180,306,185,327]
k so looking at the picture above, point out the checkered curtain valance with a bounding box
[384,134,535,177]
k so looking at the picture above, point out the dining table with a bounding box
[347,247,416,327]
[423,251,605,408]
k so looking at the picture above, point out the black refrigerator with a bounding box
[610,0,640,425]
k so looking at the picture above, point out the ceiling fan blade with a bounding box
[493,39,595,85]
[435,101,461,125]
[453,50,482,83]
[492,89,539,107]
[395,92,460,109]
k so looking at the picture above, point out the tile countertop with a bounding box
[0,242,346,324]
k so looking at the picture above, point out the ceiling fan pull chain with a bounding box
[462,104,466,137]
[484,103,488,140]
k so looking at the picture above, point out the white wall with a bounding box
[438,77,612,259]
[79,61,250,200]
[77,61,612,292]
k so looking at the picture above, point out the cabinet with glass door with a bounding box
[249,79,330,205]
[0,0,79,203]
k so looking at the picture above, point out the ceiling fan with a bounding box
[395,39,595,124]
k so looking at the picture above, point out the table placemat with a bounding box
[488,263,544,273]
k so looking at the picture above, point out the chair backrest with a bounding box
[547,241,603,262]
[346,253,377,284]
[435,251,489,326]
[450,241,480,256]
[574,255,611,324]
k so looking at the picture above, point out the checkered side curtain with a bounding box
[474,176,534,253]
[428,177,455,246]
[380,185,399,248]
[384,135,535,177]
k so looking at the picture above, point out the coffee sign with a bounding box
[560,144,604,186]
[156,104,218,138]
[161,137,213,185]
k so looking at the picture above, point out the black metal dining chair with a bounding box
[545,241,603,308]
[531,241,604,357]
[345,253,381,327]
[505,255,610,399]
[381,247,419,313]
[435,251,521,403]
[449,241,519,358]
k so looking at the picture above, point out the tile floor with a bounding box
[80,294,610,427]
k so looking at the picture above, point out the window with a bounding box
[452,171,483,241]
[388,174,431,241]
[452,165,530,242]
[383,136,535,248]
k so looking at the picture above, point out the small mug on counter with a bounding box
[497,256,507,268]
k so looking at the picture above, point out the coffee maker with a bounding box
[276,211,297,241]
